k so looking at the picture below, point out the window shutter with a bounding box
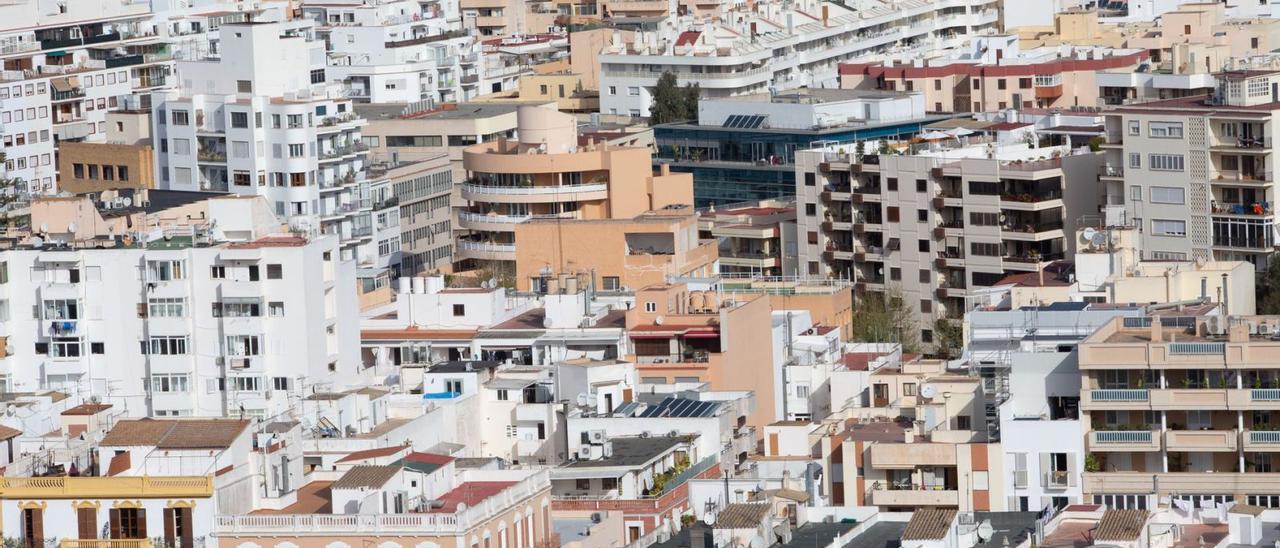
[1067,453,1078,486]
[109,509,121,539]
[136,509,147,539]
[78,507,97,539]
[180,508,194,548]
[1038,453,1050,487]
[30,508,44,545]
[163,508,175,547]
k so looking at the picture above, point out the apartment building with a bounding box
[458,106,694,272]
[55,109,156,194]
[838,37,1147,112]
[815,355,1003,511]
[514,204,717,293]
[372,155,454,275]
[1076,312,1280,510]
[598,0,1000,118]
[1099,70,1280,270]
[152,21,373,261]
[357,101,523,182]
[0,194,360,419]
[796,134,1103,338]
[302,0,480,104]
[0,0,173,195]
[654,88,939,207]
[698,200,798,277]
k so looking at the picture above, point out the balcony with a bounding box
[1213,234,1273,250]
[1082,388,1148,410]
[44,320,79,337]
[1165,429,1237,452]
[460,182,609,203]
[869,444,956,468]
[62,541,153,548]
[1099,165,1125,180]
[457,241,516,261]
[1088,430,1161,452]
[1210,136,1272,153]
[1042,470,1074,490]
[1085,472,1280,495]
[1212,203,1273,217]
[457,211,578,231]
[0,476,213,498]
[1245,430,1280,451]
[1150,388,1228,410]
[866,486,959,506]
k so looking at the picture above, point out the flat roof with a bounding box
[565,436,688,469]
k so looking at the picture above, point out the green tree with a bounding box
[1259,266,1280,314]
[851,286,920,353]
[932,318,963,359]
[648,71,700,125]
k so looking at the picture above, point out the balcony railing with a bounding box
[1093,430,1154,444]
[0,476,213,498]
[1091,389,1149,402]
[1253,389,1280,401]
[61,540,153,548]
[1169,342,1226,355]
[460,182,608,196]
[1250,431,1280,444]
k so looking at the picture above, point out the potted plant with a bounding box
[1085,453,1102,473]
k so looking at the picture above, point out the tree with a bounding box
[648,71,700,125]
[1259,266,1280,314]
[932,318,963,360]
[850,286,920,353]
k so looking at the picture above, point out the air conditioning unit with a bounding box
[588,430,607,444]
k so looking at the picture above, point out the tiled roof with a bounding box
[62,403,113,416]
[715,503,771,529]
[0,425,21,441]
[902,508,957,541]
[106,452,131,476]
[1095,509,1149,542]
[331,465,399,490]
[336,445,409,463]
[426,481,516,513]
[100,418,250,449]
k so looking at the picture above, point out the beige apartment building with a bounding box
[796,137,1103,341]
[1078,314,1280,510]
[458,105,694,273]
[698,200,798,277]
[380,154,456,275]
[357,101,530,181]
[513,205,717,292]
[56,140,155,194]
[1099,70,1280,270]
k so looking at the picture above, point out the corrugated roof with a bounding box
[902,508,957,540]
[331,465,399,490]
[1095,509,1148,542]
[100,418,250,449]
[716,503,771,529]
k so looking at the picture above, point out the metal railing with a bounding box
[1091,389,1149,402]
[1250,431,1280,444]
[461,182,608,195]
[1253,389,1280,401]
[1168,342,1225,355]
[1093,430,1153,443]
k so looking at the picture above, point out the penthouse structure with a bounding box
[698,200,798,277]
[457,106,694,272]
[838,36,1148,112]
[1099,70,1280,270]
[152,21,372,261]
[796,132,1103,338]
[598,0,1000,118]
[1078,312,1280,510]
[0,0,173,195]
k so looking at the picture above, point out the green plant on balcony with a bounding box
[648,455,691,496]
[1084,453,1102,473]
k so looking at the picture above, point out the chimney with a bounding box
[822,5,829,27]
[660,163,671,176]
[1151,315,1163,343]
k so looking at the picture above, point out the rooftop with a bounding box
[426,481,517,513]
[331,465,399,490]
[902,508,958,541]
[565,436,689,469]
[1095,509,1149,542]
[715,503,771,529]
[100,418,249,449]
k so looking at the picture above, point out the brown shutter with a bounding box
[164,508,175,547]
[109,509,121,539]
[30,508,44,547]
[136,509,147,539]
[78,507,97,539]
[179,508,194,548]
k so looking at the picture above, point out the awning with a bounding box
[45,50,67,57]
[50,76,80,92]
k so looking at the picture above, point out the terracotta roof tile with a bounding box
[336,445,409,463]
[331,465,399,490]
[902,508,957,541]
[715,503,771,529]
[100,418,249,449]
[106,452,131,476]
[62,403,113,416]
[1095,509,1149,542]
[0,425,21,441]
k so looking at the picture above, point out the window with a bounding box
[1128,152,1141,169]
[919,270,931,283]
[225,335,261,356]
[288,143,304,158]
[903,383,917,396]
[602,276,621,291]
[91,342,104,354]
[970,212,998,226]
[575,479,590,490]
[147,260,185,281]
[920,299,932,313]
[921,329,933,343]
[886,206,900,223]
[50,337,81,358]
[917,209,928,222]
[385,135,443,147]
[1148,121,1184,138]
[268,301,285,317]
[148,374,190,393]
[1151,219,1187,236]
[916,179,927,192]
[804,173,815,186]
[497,389,509,401]
[918,240,929,252]
[143,336,188,355]
[1149,153,1185,171]
[230,112,248,128]
[1150,186,1185,204]
[644,302,657,313]
[210,265,226,279]
[171,110,189,126]
[627,87,640,96]
[273,377,291,391]
[228,376,262,392]
[1018,77,1032,89]
[453,304,466,316]
[1130,185,1142,202]
[890,267,901,281]
[955,415,971,430]
[807,231,818,245]
[970,242,1001,256]
[43,299,78,319]
[148,298,186,318]
[887,178,898,191]
[1128,120,1140,135]
[266,264,283,279]
[997,79,1007,90]
[795,385,810,398]
[968,181,999,195]
[237,80,252,93]
[805,203,816,216]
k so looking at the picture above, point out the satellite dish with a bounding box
[977,520,994,542]
[919,384,937,399]
[654,316,664,325]
[67,222,77,233]
[122,197,132,207]
[30,236,44,248]
[1081,227,1097,244]
[576,393,590,406]
[39,223,48,233]
[703,511,716,525]
[1091,232,1106,246]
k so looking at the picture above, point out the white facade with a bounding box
[598,0,999,117]
[153,21,373,261]
[0,225,360,419]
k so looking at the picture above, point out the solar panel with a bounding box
[722,115,744,128]
[742,115,766,129]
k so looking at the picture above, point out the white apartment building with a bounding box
[1100,70,1280,270]
[302,0,481,104]
[0,0,173,195]
[0,195,361,420]
[152,21,373,261]
[598,0,999,117]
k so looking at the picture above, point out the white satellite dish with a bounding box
[121,197,132,207]
[39,223,48,233]
[977,520,994,542]
[919,384,937,399]
[1081,227,1097,244]
[654,316,664,325]
[67,222,77,233]
[576,393,590,406]
[703,511,716,525]
[30,236,43,248]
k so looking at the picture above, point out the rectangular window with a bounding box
[1128,120,1140,135]
[1148,154,1185,171]
[225,335,261,356]
[230,112,248,128]
[268,301,285,317]
[148,297,186,318]
[146,260,186,281]
[1151,219,1187,236]
[148,374,191,393]
[602,276,621,291]
[970,242,1002,256]
[267,264,283,279]
[1149,186,1185,204]
[143,336,189,355]
[1148,121,1184,138]
[1128,152,1141,169]
[171,110,189,126]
